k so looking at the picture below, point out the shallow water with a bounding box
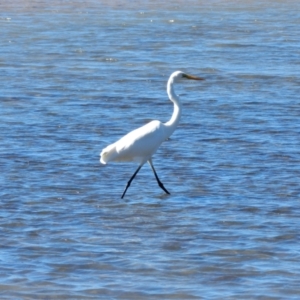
[1,0,300,299]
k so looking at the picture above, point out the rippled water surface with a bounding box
[1,0,300,299]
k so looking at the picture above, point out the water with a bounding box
[1,0,300,298]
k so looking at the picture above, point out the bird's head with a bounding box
[171,70,204,82]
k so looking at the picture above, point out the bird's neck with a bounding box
[164,77,182,138]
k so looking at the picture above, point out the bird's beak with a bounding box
[184,74,205,80]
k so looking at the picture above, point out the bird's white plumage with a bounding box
[100,120,165,164]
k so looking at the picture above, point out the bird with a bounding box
[100,70,204,198]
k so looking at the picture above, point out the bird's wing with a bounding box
[100,121,167,164]
[114,120,166,163]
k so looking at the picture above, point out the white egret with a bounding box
[100,71,204,198]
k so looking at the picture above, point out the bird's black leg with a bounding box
[121,165,142,199]
[148,159,170,195]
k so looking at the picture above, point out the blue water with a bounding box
[1,0,300,298]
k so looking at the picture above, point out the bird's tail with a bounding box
[100,143,118,164]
